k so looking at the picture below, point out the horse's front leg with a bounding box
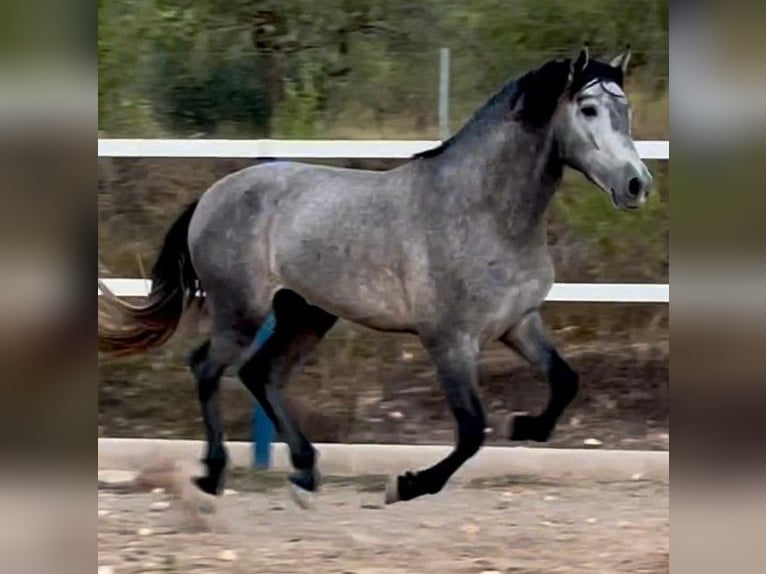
[501,310,579,442]
[386,333,486,504]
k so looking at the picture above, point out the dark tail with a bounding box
[98,201,201,355]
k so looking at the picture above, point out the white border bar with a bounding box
[547,282,668,303]
[98,139,669,160]
[98,278,668,303]
[98,438,669,482]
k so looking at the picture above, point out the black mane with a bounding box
[569,58,623,95]
[412,55,623,160]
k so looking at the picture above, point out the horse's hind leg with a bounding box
[238,290,337,496]
[501,310,579,442]
[189,334,240,495]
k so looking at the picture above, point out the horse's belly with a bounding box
[281,268,413,332]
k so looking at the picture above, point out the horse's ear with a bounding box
[573,45,589,75]
[566,45,589,93]
[610,45,632,74]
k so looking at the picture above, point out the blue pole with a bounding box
[249,312,277,469]
[252,402,275,468]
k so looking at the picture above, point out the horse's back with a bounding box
[189,160,360,238]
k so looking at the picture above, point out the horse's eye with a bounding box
[581,106,598,118]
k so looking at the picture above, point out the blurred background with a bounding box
[98,0,669,450]
[8,0,766,570]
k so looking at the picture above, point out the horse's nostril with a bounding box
[628,177,642,197]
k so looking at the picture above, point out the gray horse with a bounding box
[99,47,652,505]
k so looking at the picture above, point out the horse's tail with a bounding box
[98,201,201,356]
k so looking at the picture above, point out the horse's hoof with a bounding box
[192,475,222,496]
[287,469,319,510]
[384,475,401,505]
[288,481,316,510]
[385,471,421,504]
[288,468,319,491]
[509,413,551,442]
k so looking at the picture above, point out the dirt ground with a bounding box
[98,469,669,574]
[99,310,669,572]
[99,323,669,451]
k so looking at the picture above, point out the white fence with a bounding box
[98,138,669,304]
[98,138,670,160]
[97,278,668,303]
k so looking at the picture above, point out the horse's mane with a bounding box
[412,55,624,160]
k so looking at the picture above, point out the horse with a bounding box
[98,46,653,505]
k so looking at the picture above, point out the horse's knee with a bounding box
[190,341,224,397]
[189,341,210,376]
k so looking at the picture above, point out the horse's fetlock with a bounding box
[510,413,552,442]
[458,414,486,456]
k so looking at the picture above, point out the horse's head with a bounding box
[554,46,653,210]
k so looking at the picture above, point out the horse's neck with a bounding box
[427,124,562,239]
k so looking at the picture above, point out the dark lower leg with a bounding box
[190,341,227,495]
[238,297,334,493]
[242,370,319,492]
[388,336,484,503]
[502,312,579,443]
[509,351,579,442]
[394,406,486,501]
[267,386,319,491]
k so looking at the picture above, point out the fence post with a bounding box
[248,312,277,469]
[439,47,451,140]
[252,402,275,468]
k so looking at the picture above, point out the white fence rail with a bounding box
[97,278,668,303]
[98,138,669,160]
[98,138,669,304]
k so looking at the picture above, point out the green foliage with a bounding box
[98,0,669,282]
[146,52,272,136]
[271,59,323,137]
[98,0,161,134]
[99,0,668,139]
[553,164,669,281]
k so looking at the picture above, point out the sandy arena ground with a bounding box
[98,465,668,574]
